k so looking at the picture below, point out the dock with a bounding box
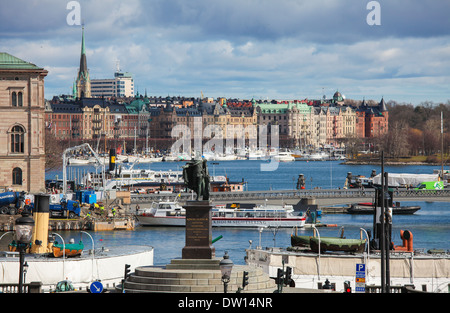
[0,214,135,232]
[319,205,350,214]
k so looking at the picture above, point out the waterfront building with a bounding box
[45,93,388,152]
[256,100,291,145]
[356,98,389,138]
[287,100,313,148]
[125,97,151,141]
[48,97,116,142]
[0,52,48,193]
[220,100,257,146]
[310,106,328,149]
[325,105,356,146]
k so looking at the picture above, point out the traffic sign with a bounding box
[356,263,365,273]
[355,263,366,293]
[90,281,103,294]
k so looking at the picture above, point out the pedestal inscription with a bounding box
[182,200,215,259]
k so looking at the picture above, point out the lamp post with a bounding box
[15,212,35,293]
[219,251,234,293]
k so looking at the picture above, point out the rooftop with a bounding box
[0,52,44,70]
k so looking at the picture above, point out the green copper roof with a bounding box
[0,52,43,70]
[81,27,86,56]
[257,101,311,114]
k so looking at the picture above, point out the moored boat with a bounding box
[309,237,366,253]
[136,201,186,226]
[212,203,306,228]
[348,203,421,214]
[273,150,295,162]
[136,201,306,228]
[291,235,313,247]
[52,241,84,258]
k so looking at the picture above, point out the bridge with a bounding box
[130,189,450,206]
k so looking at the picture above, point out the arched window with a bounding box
[12,168,22,185]
[12,92,17,106]
[18,92,23,107]
[11,125,25,153]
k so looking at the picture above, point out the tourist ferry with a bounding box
[84,166,245,193]
[136,201,306,228]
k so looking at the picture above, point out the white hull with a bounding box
[273,154,295,162]
[68,158,91,165]
[0,246,153,292]
[137,215,186,226]
[136,201,306,228]
[212,217,305,228]
[137,215,306,228]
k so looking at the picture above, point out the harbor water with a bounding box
[46,160,450,265]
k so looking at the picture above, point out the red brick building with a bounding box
[356,98,389,138]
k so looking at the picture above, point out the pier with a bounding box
[0,215,135,232]
[131,188,450,206]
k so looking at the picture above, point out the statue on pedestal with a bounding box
[182,155,210,201]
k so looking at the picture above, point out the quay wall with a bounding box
[0,216,135,232]
[247,248,450,293]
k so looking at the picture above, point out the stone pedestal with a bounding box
[182,200,215,260]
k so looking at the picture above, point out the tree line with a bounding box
[379,100,450,159]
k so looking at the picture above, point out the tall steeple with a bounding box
[76,25,91,98]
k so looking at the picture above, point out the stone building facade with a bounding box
[0,53,48,193]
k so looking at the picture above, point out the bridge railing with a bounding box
[130,188,450,203]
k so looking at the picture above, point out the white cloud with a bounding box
[0,0,449,104]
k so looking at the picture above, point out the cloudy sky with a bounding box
[1,0,449,104]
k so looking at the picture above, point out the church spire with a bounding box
[80,26,87,72]
[76,25,91,98]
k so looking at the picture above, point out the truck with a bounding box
[48,197,81,219]
[0,192,81,218]
[25,194,81,219]
[415,181,444,190]
[0,191,25,215]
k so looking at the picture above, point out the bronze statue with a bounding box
[183,157,210,201]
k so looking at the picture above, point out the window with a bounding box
[12,168,22,185]
[18,92,23,107]
[11,125,25,153]
[12,92,17,106]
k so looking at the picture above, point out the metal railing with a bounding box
[0,282,42,293]
[366,285,428,293]
[130,188,450,203]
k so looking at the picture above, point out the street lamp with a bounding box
[219,251,234,293]
[15,212,35,293]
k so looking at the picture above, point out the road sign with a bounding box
[90,281,103,294]
[355,264,366,293]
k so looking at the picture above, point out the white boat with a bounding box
[136,201,306,228]
[163,153,191,162]
[308,152,330,161]
[68,157,91,165]
[212,203,306,227]
[214,153,237,161]
[87,165,228,191]
[136,201,186,226]
[247,149,266,160]
[273,150,295,162]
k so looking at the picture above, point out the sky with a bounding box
[1,0,449,104]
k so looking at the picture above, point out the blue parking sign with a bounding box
[356,264,365,273]
[355,264,366,293]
